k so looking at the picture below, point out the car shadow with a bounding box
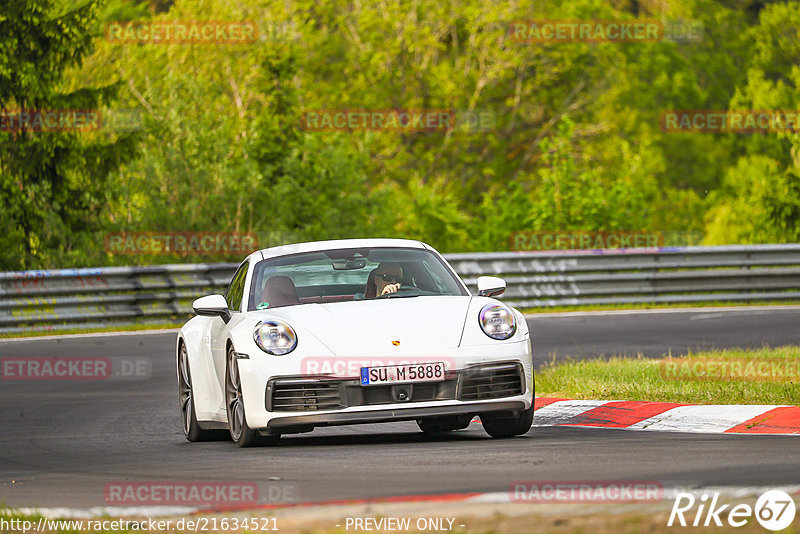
[270,427,534,448]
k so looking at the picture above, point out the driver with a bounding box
[373,262,403,297]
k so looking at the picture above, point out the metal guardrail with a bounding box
[1,245,799,334]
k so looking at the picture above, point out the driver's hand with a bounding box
[381,283,401,295]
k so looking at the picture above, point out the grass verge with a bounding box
[536,345,800,405]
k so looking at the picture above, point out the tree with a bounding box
[705,2,800,244]
[0,0,137,269]
[7,0,798,268]
[705,155,800,243]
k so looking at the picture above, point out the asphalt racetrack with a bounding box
[1,307,798,509]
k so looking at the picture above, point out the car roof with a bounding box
[249,238,431,262]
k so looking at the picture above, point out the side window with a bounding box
[225,263,248,311]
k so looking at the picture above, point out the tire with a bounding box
[177,343,226,442]
[417,414,472,434]
[481,406,534,438]
[225,345,279,447]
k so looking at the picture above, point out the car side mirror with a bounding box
[477,276,506,298]
[192,294,231,323]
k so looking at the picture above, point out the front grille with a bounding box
[347,380,457,405]
[459,363,524,400]
[268,362,524,411]
[269,381,343,412]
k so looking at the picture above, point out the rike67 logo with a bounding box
[668,490,796,530]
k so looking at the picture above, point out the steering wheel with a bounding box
[376,284,419,298]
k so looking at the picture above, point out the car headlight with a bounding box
[254,320,297,355]
[479,303,516,340]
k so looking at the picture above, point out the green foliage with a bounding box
[703,1,800,244]
[705,154,800,243]
[0,0,138,269]
[270,134,385,241]
[2,0,800,269]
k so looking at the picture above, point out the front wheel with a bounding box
[178,343,226,442]
[226,346,278,447]
[481,406,534,438]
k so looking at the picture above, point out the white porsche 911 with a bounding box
[177,238,533,446]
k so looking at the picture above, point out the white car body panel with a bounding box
[177,238,533,434]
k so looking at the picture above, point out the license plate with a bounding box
[360,362,446,386]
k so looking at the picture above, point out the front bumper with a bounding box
[237,339,533,430]
[265,399,527,431]
[266,361,526,411]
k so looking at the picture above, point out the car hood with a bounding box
[261,296,472,355]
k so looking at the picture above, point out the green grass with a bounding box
[521,300,800,314]
[536,346,800,405]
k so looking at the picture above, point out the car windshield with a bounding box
[247,247,467,310]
